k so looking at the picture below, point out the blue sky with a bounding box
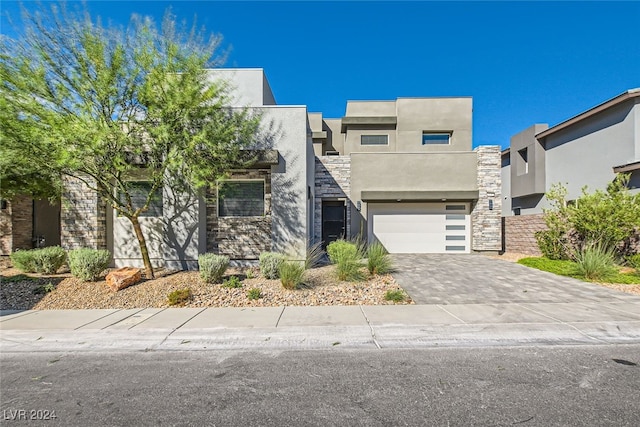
[2,1,639,149]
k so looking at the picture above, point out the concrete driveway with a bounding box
[391,254,640,305]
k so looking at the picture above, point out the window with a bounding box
[517,147,529,175]
[445,205,466,211]
[361,135,388,145]
[119,182,163,217]
[0,199,7,210]
[422,132,451,145]
[218,181,264,217]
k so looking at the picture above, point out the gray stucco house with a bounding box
[1,68,502,267]
[501,88,640,254]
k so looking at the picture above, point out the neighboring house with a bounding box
[502,88,640,254]
[1,68,503,267]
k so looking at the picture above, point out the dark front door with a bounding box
[322,201,346,248]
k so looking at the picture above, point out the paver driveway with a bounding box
[391,254,640,305]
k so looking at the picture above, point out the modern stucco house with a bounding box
[1,68,502,268]
[501,88,640,254]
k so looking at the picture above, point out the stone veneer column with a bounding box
[314,156,351,243]
[0,195,33,254]
[472,146,502,252]
[60,176,107,250]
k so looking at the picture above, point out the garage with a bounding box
[367,202,470,253]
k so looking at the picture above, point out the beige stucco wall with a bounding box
[349,151,478,238]
[396,98,472,152]
[341,98,472,155]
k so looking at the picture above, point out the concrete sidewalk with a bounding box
[2,301,640,352]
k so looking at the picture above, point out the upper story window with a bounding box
[422,132,451,145]
[361,135,389,145]
[218,180,265,217]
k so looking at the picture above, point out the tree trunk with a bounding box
[129,215,154,279]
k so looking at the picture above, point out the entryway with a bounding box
[321,200,346,248]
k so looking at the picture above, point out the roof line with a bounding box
[536,88,640,139]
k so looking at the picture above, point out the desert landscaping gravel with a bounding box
[0,262,413,310]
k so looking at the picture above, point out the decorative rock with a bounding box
[106,267,142,292]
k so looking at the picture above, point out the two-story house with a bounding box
[2,69,502,267]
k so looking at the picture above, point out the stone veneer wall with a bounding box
[0,195,33,255]
[314,156,351,243]
[60,176,107,250]
[503,214,546,255]
[472,146,502,252]
[206,169,272,260]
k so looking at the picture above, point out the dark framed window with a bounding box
[218,180,265,217]
[119,181,163,217]
[422,132,451,145]
[361,135,388,145]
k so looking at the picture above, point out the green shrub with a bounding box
[10,250,38,273]
[279,261,305,290]
[222,275,242,288]
[367,242,392,275]
[11,247,67,274]
[626,254,640,270]
[259,252,285,279]
[573,243,617,281]
[326,240,359,264]
[535,229,569,260]
[167,288,192,306]
[327,240,364,281]
[538,175,640,259]
[385,289,406,303]
[198,253,229,284]
[335,258,364,282]
[68,249,111,281]
[32,246,67,274]
[247,288,262,300]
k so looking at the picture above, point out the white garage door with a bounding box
[367,203,470,253]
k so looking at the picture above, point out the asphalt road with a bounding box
[1,345,639,426]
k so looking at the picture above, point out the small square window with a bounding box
[361,135,388,145]
[119,182,163,217]
[218,181,265,217]
[422,132,451,145]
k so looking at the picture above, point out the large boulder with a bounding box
[106,267,142,292]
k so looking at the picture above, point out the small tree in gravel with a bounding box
[1,4,261,279]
